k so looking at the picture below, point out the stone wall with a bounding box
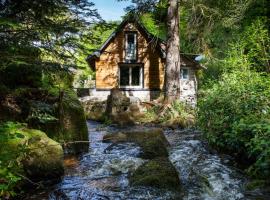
[79,89,161,102]
[180,68,197,106]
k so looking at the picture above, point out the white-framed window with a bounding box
[119,64,143,88]
[125,32,137,62]
[180,68,189,80]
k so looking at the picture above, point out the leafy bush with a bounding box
[42,66,73,90]
[0,122,28,198]
[198,70,270,178]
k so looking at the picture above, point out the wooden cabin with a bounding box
[86,17,201,105]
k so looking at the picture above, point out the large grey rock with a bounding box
[106,89,134,126]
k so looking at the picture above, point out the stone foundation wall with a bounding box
[78,88,197,106]
[78,89,161,102]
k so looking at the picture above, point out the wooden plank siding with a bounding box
[95,23,165,90]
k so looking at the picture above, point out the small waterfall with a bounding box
[166,129,245,200]
[48,121,178,200]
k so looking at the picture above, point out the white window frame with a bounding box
[125,32,137,62]
[119,64,143,89]
[180,67,190,80]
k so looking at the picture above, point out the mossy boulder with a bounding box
[0,88,89,155]
[2,126,64,182]
[57,91,89,154]
[103,128,169,159]
[103,132,128,143]
[129,157,182,191]
[36,90,89,154]
[22,130,64,181]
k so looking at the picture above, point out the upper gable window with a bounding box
[125,32,137,62]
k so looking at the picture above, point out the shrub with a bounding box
[42,66,73,90]
[198,70,270,178]
[0,122,27,198]
[140,100,195,128]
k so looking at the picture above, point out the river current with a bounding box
[24,121,269,200]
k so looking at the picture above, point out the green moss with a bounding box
[0,123,64,182]
[43,90,89,154]
[21,129,64,180]
[130,157,181,191]
[0,88,89,154]
[125,129,169,159]
[245,180,269,191]
[59,90,88,154]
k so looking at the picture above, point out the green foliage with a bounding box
[141,100,195,128]
[27,102,57,124]
[140,13,166,41]
[42,65,74,90]
[0,122,28,198]
[0,0,103,92]
[198,70,270,178]
[224,19,269,73]
[199,18,269,88]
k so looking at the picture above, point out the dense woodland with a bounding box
[0,0,269,198]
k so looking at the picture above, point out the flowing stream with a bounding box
[25,121,269,200]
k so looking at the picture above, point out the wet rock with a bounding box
[35,91,89,154]
[105,89,146,126]
[103,132,127,143]
[106,89,134,126]
[81,99,107,121]
[129,157,182,191]
[111,111,135,126]
[95,157,145,175]
[5,128,64,182]
[103,128,169,159]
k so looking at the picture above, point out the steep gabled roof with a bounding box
[86,15,201,69]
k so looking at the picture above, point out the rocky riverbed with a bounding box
[22,121,270,200]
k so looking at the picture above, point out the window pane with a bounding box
[120,67,130,86]
[128,34,134,44]
[181,68,189,79]
[131,66,140,86]
[126,33,136,61]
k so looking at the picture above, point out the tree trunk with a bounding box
[164,0,180,103]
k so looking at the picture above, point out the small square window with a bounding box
[180,68,189,80]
